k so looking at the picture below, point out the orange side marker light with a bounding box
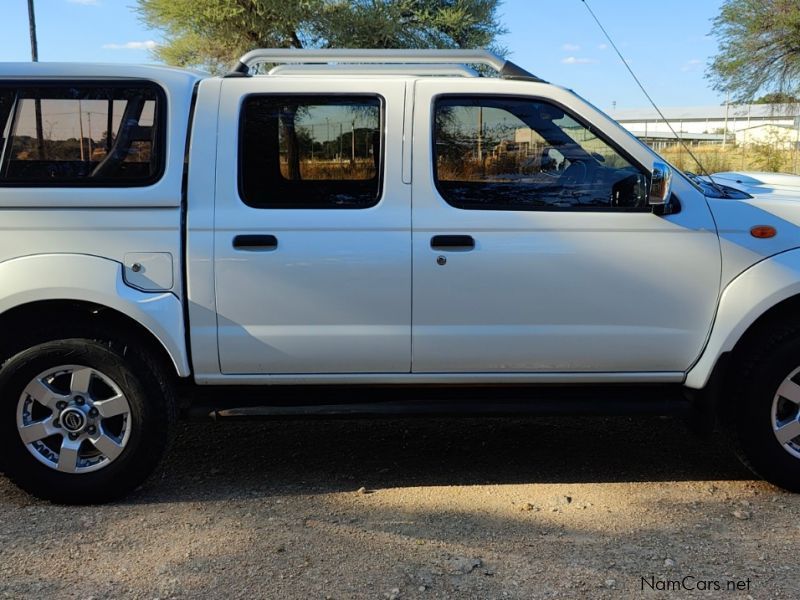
[750,225,777,239]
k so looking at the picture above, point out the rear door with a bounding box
[214,78,410,374]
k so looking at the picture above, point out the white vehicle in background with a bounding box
[704,171,800,196]
[1,49,800,503]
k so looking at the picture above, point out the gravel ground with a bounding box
[1,415,799,599]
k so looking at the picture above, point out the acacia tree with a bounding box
[138,0,504,179]
[139,0,505,176]
[707,0,800,101]
[137,0,506,73]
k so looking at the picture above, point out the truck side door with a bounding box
[411,80,721,376]
[213,78,410,375]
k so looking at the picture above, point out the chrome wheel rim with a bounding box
[16,365,132,474]
[772,366,800,459]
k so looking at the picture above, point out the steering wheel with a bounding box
[558,158,590,187]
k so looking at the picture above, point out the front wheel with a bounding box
[0,339,175,503]
[731,329,800,492]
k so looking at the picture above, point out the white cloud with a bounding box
[102,40,159,50]
[562,43,581,52]
[561,56,597,65]
[68,0,99,5]
[597,43,608,50]
[680,58,703,72]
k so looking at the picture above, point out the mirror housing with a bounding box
[648,162,673,207]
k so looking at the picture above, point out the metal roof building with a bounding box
[607,104,800,149]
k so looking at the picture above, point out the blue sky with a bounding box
[2,0,726,110]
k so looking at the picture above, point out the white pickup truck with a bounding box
[1,49,799,503]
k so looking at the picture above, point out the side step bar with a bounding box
[185,384,691,420]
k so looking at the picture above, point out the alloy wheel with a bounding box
[16,365,132,473]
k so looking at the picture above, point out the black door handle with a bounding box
[431,235,475,250]
[233,234,278,251]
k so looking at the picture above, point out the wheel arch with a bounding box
[686,248,800,390]
[0,299,183,379]
[0,254,190,378]
[728,294,800,361]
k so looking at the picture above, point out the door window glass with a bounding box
[240,95,382,209]
[434,96,647,210]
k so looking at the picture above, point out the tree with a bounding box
[137,0,507,74]
[707,0,800,102]
[139,0,506,180]
[309,0,505,51]
[753,92,800,105]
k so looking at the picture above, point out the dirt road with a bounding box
[1,416,798,598]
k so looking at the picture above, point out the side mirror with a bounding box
[648,162,673,207]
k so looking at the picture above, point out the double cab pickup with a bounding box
[1,50,799,502]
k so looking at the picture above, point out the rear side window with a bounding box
[0,81,165,186]
[239,95,383,209]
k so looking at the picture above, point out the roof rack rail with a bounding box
[225,48,545,82]
[268,63,480,78]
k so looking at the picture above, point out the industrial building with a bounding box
[608,104,800,150]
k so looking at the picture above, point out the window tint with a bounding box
[434,97,647,211]
[240,95,382,209]
[0,82,164,186]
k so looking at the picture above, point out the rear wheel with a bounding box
[0,338,175,503]
[730,329,800,492]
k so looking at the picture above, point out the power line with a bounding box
[579,0,727,195]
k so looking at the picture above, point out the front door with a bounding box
[411,81,721,374]
[214,79,410,374]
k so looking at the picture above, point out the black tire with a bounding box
[0,338,175,504]
[729,327,800,492]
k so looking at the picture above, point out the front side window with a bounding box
[240,95,382,209]
[434,96,647,211]
[0,82,164,185]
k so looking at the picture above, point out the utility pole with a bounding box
[722,92,730,149]
[325,118,330,159]
[742,104,752,170]
[476,107,483,162]
[87,111,93,159]
[78,99,85,161]
[28,0,46,160]
[351,119,355,165]
[27,0,38,61]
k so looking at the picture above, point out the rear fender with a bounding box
[0,253,189,376]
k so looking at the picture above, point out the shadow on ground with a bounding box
[0,415,780,599]
[135,415,752,503]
